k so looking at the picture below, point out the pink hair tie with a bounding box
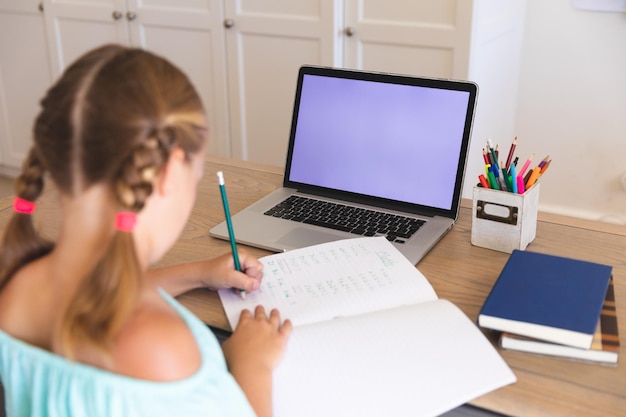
[115,212,137,232]
[13,197,36,214]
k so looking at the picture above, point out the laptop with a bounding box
[210,66,478,265]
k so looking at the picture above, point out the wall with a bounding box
[513,0,626,224]
[2,1,624,223]
[463,0,526,209]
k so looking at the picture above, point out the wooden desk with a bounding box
[0,155,624,417]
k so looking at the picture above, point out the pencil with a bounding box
[540,159,551,175]
[525,166,541,190]
[505,137,517,170]
[482,148,490,165]
[217,171,245,300]
[486,139,500,172]
[519,153,534,177]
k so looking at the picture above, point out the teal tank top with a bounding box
[0,289,255,417]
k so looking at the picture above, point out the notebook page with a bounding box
[218,236,438,328]
[273,299,516,417]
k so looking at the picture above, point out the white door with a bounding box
[42,0,230,157]
[343,0,473,79]
[0,1,53,172]
[126,0,230,157]
[223,0,338,166]
[42,0,129,78]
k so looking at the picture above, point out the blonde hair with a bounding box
[0,45,207,357]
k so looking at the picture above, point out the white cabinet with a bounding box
[0,0,525,185]
[223,0,478,167]
[221,0,340,166]
[224,0,526,173]
[0,1,52,176]
[41,0,231,157]
[343,0,475,78]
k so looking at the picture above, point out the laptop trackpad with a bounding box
[275,227,342,249]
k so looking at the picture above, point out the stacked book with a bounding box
[478,250,619,365]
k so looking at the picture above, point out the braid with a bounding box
[59,127,177,359]
[0,147,53,289]
[15,147,46,200]
[115,127,174,211]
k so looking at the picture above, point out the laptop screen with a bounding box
[284,67,477,217]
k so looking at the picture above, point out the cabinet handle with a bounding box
[345,27,356,37]
[112,10,123,20]
[38,2,43,12]
[224,19,235,28]
[126,11,137,21]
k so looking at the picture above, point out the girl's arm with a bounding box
[146,251,263,296]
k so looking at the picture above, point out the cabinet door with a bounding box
[223,0,338,166]
[0,1,53,172]
[42,0,129,78]
[344,0,473,79]
[125,0,229,157]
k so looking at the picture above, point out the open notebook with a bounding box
[210,66,478,264]
[218,237,515,417]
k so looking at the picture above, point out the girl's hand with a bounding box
[223,305,292,373]
[222,306,292,417]
[200,251,264,294]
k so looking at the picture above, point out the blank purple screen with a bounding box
[288,75,470,210]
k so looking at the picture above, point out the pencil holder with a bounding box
[471,183,540,253]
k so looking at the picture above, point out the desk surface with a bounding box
[0,155,624,417]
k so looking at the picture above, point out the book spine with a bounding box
[595,279,619,353]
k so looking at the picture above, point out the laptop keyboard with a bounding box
[263,195,425,243]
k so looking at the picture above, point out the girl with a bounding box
[0,45,291,416]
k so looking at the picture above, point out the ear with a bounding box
[155,147,186,196]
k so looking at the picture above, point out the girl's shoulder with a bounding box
[109,295,202,381]
[0,258,57,348]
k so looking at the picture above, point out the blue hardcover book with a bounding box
[478,250,613,349]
